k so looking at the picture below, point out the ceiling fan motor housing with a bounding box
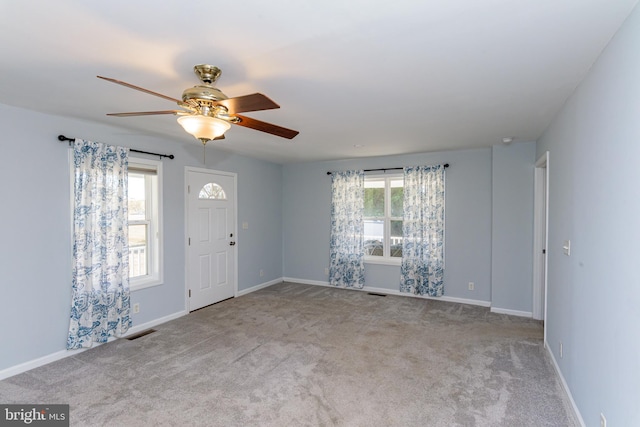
[182,64,228,103]
[182,85,228,103]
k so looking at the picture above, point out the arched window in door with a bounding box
[199,182,227,200]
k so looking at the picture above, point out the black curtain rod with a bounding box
[57,135,175,159]
[326,163,449,175]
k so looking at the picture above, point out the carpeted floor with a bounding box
[0,282,578,426]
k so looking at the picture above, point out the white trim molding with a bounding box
[533,151,550,347]
[237,278,284,297]
[125,310,188,337]
[283,277,491,308]
[545,340,586,426]
[282,277,330,287]
[184,166,238,312]
[0,310,187,381]
[490,307,533,318]
[0,349,79,382]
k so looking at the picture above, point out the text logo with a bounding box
[0,405,69,426]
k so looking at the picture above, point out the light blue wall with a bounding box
[283,148,494,303]
[198,149,284,290]
[235,156,283,287]
[0,106,73,373]
[536,4,640,425]
[491,142,535,313]
[0,101,537,376]
[0,104,283,372]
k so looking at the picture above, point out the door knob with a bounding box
[229,241,236,246]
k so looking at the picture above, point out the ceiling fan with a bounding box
[98,64,299,147]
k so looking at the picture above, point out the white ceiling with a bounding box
[1,1,637,163]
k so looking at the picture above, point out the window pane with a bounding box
[390,220,403,257]
[199,182,227,200]
[127,159,162,287]
[129,224,148,277]
[364,219,383,256]
[128,174,146,221]
[364,185,384,217]
[390,180,404,217]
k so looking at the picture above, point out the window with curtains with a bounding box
[329,165,445,294]
[68,139,132,349]
[329,170,365,288]
[128,158,163,290]
[400,164,446,296]
[364,174,404,264]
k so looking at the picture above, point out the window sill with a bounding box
[364,257,401,266]
[130,276,163,292]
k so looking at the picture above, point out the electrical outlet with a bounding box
[559,342,563,359]
[133,303,140,314]
[259,269,264,277]
[324,267,329,276]
[468,282,474,291]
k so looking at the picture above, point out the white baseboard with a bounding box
[237,278,283,297]
[124,310,188,337]
[282,277,491,308]
[0,282,534,381]
[545,339,586,427]
[282,277,329,287]
[0,349,80,381]
[364,285,492,307]
[490,307,533,318]
[0,309,187,381]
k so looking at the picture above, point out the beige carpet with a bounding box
[0,282,578,426]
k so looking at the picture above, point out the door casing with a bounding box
[533,152,549,343]
[185,166,238,311]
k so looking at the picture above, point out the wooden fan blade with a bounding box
[107,110,182,117]
[216,93,280,114]
[97,76,182,104]
[233,114,299,139]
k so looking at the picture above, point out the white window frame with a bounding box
[364,173,403,266]
[128,157,163,291]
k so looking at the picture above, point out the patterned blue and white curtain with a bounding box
[329,170,365,288]
[400,165,445,296]
[67,139,131,349]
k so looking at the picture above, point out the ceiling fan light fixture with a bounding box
[177,115,231,143]
[99,65,298,141]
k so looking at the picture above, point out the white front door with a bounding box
[186,168,236,311]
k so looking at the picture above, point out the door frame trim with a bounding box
[184,166,238,312]
[533,152,549,342]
